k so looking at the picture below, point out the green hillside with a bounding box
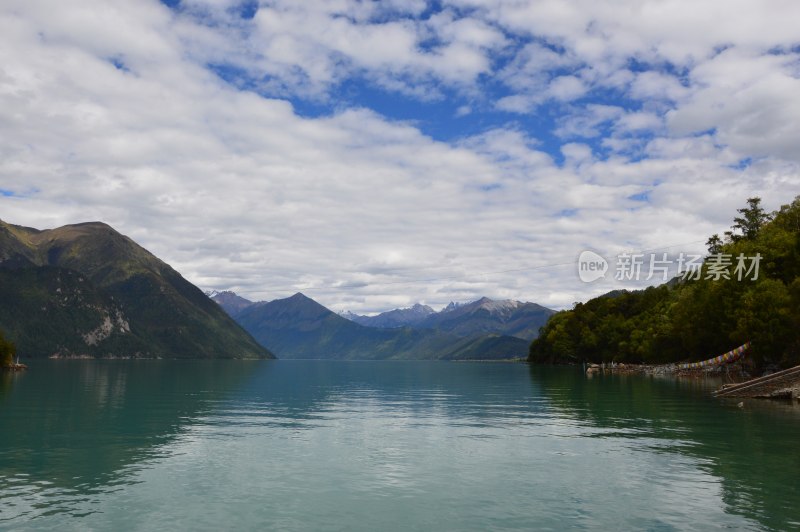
[441,333,530,360]
[529,197,800,368]
[0,220,273,359]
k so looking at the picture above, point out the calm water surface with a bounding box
[1,360,799,531]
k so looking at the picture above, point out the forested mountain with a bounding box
[0,220,273,359]
[529,197,800,368]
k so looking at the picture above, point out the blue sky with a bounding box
[1,0,799,312]
[179,0,657,164]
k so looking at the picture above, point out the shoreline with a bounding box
[583,361,751,380]
[1,363,28,371]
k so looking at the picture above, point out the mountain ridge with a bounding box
[414,297,555,341]
[342,302,435,328]
[230,292,529,360]
[0,219,274,359]
[205,290,258,317]
[339,297,555,341]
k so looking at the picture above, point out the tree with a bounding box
[733,279,792,366]
[529,195,800,369]
[0,329,15,367]
[726,197,771,242]
[706,234,723,255]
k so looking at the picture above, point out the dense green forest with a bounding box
[529,196,800,368]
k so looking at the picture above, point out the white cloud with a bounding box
[548,75,588,101]
[0,0,799,315]
[212,1,504,98]
[555,105,625,138]
[454,105,472,117]
[667,49,800,163]
[561,143,593,166]
[629,71,688,103]
[495,95,535,114]
[615,111,663,134]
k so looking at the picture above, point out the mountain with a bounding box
[342,303,435,328]
[442,301,464,312]
[0,220,273,359]
[207,290,258,317]
[233,293,528,360]
[414,297,555,341]
[444,333,533,361]
[342,297,555,341]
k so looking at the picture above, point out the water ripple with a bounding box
[2,361,798,530]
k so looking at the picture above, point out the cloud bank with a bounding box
[1,0,799,312]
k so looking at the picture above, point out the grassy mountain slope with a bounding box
[0,220,273,359]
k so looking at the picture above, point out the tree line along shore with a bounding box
[529,196,800,371]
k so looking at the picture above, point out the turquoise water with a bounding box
[1,360,799,531]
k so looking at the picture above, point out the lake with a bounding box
[1,360,799,530]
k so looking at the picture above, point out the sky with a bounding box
[1,0,799,314]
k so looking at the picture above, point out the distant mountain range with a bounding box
[234,293,529,360]
[210,291,552,360]
[0,217,550,361]
[341,303,435,328]
[341,297,555,341]
[0,220,273,359]
[205,290,261,317]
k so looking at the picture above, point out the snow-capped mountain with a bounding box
[342,297,555,341]
[342,303,435,328]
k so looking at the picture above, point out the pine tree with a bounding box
[726,197,771,242]
[706,234,723,254]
